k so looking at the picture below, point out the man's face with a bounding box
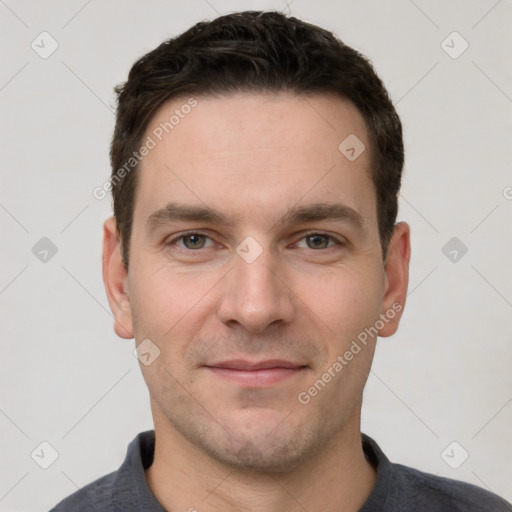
[106,92,408,471]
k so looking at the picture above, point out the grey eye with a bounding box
[182,234,207,249]
[305,234,330,249]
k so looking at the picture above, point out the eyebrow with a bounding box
[145,201,365,233]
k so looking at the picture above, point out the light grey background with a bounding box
[1,0,511,510]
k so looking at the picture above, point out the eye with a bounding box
[170,233,214,250]
[297,233,340,250]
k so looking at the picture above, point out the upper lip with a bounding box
[205,359,307,371]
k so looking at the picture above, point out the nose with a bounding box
[217,248,296,333]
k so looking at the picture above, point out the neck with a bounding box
[145,409,377,512]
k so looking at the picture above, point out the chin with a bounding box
[196,411,322,473]
[207,437,316,473]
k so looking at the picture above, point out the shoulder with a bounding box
[48,470,117,512]
[393,463,512,512]
[361,434,512,511]
[48,430,157,512]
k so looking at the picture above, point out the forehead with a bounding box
[145,92,369,161]
[134,92,376,228]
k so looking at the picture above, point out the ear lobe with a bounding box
[378,222,411,338]
[102,217,134,339]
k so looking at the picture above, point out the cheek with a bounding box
[128,262,219,352]
[297,266,383,342]
[131,259,185,306]
[297,269,382,408]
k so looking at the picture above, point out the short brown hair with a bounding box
[110,10,404,266]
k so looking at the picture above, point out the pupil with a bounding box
[186,234,204,248]
[308,235,326,249]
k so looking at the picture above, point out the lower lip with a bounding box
[205,367,306,387]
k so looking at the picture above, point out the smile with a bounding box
[204,360,308,387]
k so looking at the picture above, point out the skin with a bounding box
[103,92,411,512]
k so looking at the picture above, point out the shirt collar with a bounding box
[112,430,166,511]
[360,433,395,510]
[112,430,392,511]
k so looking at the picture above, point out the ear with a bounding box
[378,222,411,337]
[102,217,134,339]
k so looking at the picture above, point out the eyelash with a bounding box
[166,230,344,251]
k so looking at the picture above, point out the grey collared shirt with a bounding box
[50,430,512,511]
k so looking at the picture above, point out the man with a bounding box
[51,10,512,512]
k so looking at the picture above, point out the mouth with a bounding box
[203,359,308,387]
